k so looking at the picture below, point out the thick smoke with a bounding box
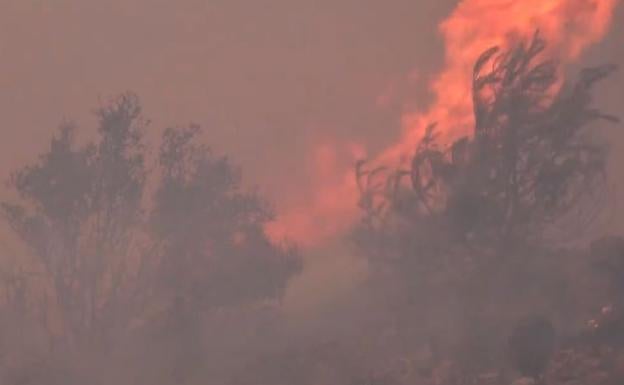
[0,1,623,385]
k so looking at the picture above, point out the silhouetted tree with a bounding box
[354,32,618,380]
[149,125,300,310]
[358,32,617,245]
[143,125,301,383]
[1,93,146,349]
[0,94,301,384]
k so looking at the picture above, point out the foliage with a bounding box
[150,125,301,308]
[0,94,301,383]
[353,33,620,382]
[1,94,146,348]
[358,32,617,245]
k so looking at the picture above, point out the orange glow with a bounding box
[267,0,619,246]
[395,0,618,156]
[265,140,366,247]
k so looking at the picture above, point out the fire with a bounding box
[395,0,618,157]
[265,140,366,247]
[267,0,619,246]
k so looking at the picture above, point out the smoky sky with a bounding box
[0,0,622,230]
[0,1,455,197]
[1,0,624,359]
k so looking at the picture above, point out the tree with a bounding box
[149,125,300,310]
[354,32,618,380]
[1,94,146,349]
[0,94,301,384]
[143,125,301,383]
[358,32,617,245]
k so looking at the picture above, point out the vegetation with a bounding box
[0,33,622,385]
[0,94,300,384]
[351,32,622,384]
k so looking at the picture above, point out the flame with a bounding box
[264,140,366,247]
[267,0,619,246]
[394,0,618,158]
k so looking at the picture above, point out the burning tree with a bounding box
[354,32,619,382]
[358,32,617,244]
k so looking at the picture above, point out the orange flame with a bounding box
[267,0,619,246]
[265,139,366,247]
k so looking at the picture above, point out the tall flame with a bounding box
[267,0,619,246]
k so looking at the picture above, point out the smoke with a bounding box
[268,0,620,246]
[0,2,622,384]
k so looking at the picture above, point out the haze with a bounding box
[1,1,624,384]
